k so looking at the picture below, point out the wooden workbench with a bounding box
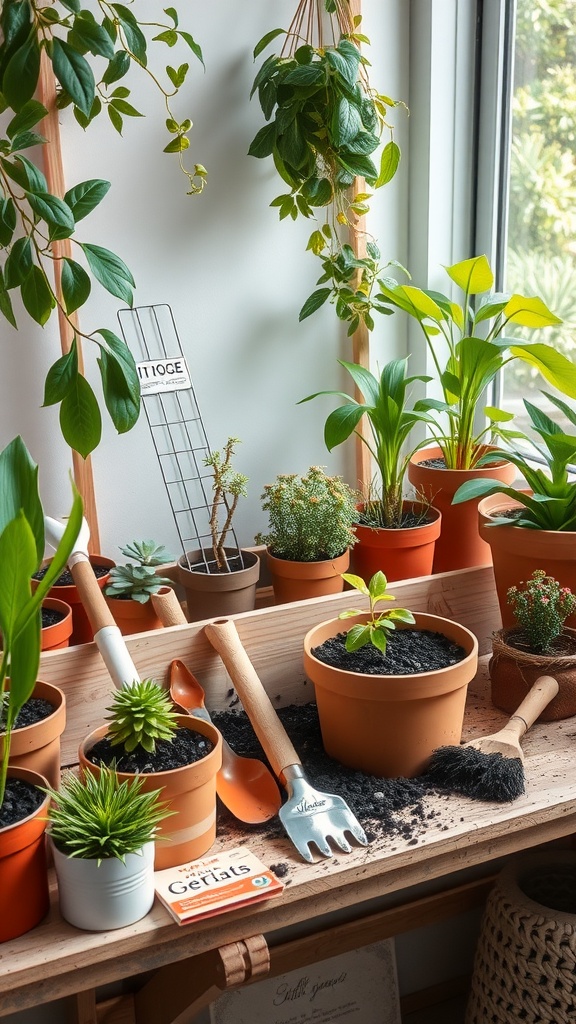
[2,566,576,1023]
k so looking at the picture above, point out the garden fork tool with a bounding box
[204,618,369,863]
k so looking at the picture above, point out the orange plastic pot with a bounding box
[105,595,164,636]
[303,612,478,778]
[408,446,516,573]
[478,492,576,631]
[41,597,73,651]
[34,555,115,645]
[2,680,66,790]
[349,502,441,582]
[267,548,350,604]
[79,715,222,869]
[0,767,50,943]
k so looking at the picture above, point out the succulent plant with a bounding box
[104,539,173,603]
[105,680,179,754]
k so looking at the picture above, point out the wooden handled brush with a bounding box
[426,675,559,803]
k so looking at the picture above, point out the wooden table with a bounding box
[2,567,576,1024]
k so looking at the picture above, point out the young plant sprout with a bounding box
[339,571,415,654]
[507,570,576,654]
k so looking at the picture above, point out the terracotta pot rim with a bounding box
[178,547,259,574]
[80,715,223,781]
[3,679,66,741]
[479,491,576,539]
[409,444,513,473]
[267,547,349,564]
[354,501,442,535]
[1,766,51,838]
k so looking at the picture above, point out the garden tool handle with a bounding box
[204,618,302,782]
[505,675,559,740]
[151,587,187,627]
[69,558,117,632]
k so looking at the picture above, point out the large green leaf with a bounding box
[2,30,40,111]
[375,141,400,187]
[6,99,47,138]
[81,242,134,304]
[324,403,365,449]
[504,294,563,328]
[64,178,111,221]
[111,4,147,64]
[25,190,75,232]
[510,343,576,400]
[0,512,39,672]
[21,266,55,325]
[102,50,130,85]
[445,255,493,294]
[2,153,47,192]
[331,96,363,147]
[4,236,32,288]
[0,436,43,563]
[325,40,361,88]
[61,257,91,313]
[59,374,102,457]
[248,123,276,158]
[52,38,96,117]
[69,15,116,59]
[0,269,16,327]
[299,287,331,320]
[95,329,140,403]
[43,345,78,406]
[97,349,141,433]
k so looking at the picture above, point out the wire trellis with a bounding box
[118,304,246,572]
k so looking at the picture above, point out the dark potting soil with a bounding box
[357,509,433,530]
[312,629,466,675]
[0,777,45,829]
[32,563,110,586]
[41,606,66,628]
[0,697,55,732]
[86,727,214,774]
[188,555,247,575]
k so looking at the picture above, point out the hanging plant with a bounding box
[249,0,404,335]
[0,1,206,456]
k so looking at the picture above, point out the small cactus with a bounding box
[106,680,179,754]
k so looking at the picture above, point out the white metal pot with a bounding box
[52,841,155,931]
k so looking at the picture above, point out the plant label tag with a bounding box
[136,357,191,394]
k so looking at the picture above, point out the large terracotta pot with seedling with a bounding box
[303,572,478,778]
[300,358,441,583]
[47,765,173,931]
[79,680,222,869]
[0,437,83,943]
[176,438,260,621]
[489,571,576,722]
[375,255,576,573]
[256,466,358,604]
[104,540,174,635]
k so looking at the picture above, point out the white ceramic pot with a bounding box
[52,841,155,931]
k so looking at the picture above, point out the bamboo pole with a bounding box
[38,54,101,553]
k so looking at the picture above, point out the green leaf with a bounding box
[110,97,143,117]
[52,38,96,117]
[2,153,47,192]
[164,7,178,26]
[248,123,276,159]
[111,5,147,65]
[9,130,46,152]
[0,435,44,563]
[81,243,134,304]
[446,255,493,295]
[504,294,563,329]
[0,197,16,246]
[0,268,16,327]
[253,28,285,59]
[341,573,370,596]
[178,30,204,66]
[344,624,372,652]
[369,570,389,600]
[299,288,331,321]
[324,404,365,449]
[331,96,363,147]
[108,104,123,133]
[0,513,40,680]
[325,40,361,88]
[59,374,102,458]
[44,344,78,406]
[337,151,378,183]
[25,190,75,231]
[70,15,116,59]
[370,627,389,654]
[95,329,140,404]
[21,266,55,325]
[509,343,576,400]
[102,50,130,85]
[375,141,401,187]
[6,100,47,138]
[283,63,324,87]
[163,134,189,153]
[98,348,141,433]
[61,258,91,313]
[64,178,111,222]
[153,29,177,46]
[4,236,32,288]
[2,30,41,111]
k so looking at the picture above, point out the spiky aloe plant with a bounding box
[106,680,179,754]
[104,539,174,603]
[46,764,173,863]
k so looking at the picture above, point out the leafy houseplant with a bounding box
[302,570,478,778]
[0,2,205,456]
[46,764,173,931]
[250,0,403,334]
[79,679,222,869]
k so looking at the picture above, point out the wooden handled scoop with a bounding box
[464,674,559,762]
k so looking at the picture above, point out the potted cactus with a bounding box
[79,679,222,869]
[104,540,174,635]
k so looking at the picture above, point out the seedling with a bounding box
[339,571,415,654]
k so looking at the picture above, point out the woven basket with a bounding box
[466,851,576,1023]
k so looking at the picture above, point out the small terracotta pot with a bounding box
[34,555,115,645]
[177,548,260,623]
[303,612,478,778]
[41,597,73,651]
[267,548,350,604]
[0,767,50,943]
[350,502,441,582]
[104,595,164,636]
[489,627,576,721]
[79,715,222,869]
[478,492,576,631]
[2,680,66,790]
[408,446,516,573]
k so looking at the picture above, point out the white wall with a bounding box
[0,0,410,560]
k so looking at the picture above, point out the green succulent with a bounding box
[46,764,173,863]
[106,680,179,754]
[119,540,174,566]
[105,538,173,603]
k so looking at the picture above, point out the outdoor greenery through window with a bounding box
[502,0,576,431]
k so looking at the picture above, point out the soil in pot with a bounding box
[2,697,56,731]
[41,606,66,629]
[85,728,214,773]
[311,628,466,675]
[0,776,44,829]
[32,564,110,587]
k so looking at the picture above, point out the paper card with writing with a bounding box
[209,939,401,1024]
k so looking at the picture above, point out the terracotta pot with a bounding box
[303,612,478,778]
[176,548,260,623]
[489,627,576,721]
[349,502,441,582]
[408,446,516,573]
[79,715,222,869]
[34,555,115,645]
[52,840,155,931]
[2,680,66,790]
[478,492,576,631]
[0,767,50,943]
[104,595,164,636]
[266,548,350,604]
[41,597,73,651]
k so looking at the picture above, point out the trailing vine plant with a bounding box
[249,0,404,335]
[0,1,206,456]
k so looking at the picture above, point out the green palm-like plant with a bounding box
[46,764,173,863]
[105,680,179,754]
